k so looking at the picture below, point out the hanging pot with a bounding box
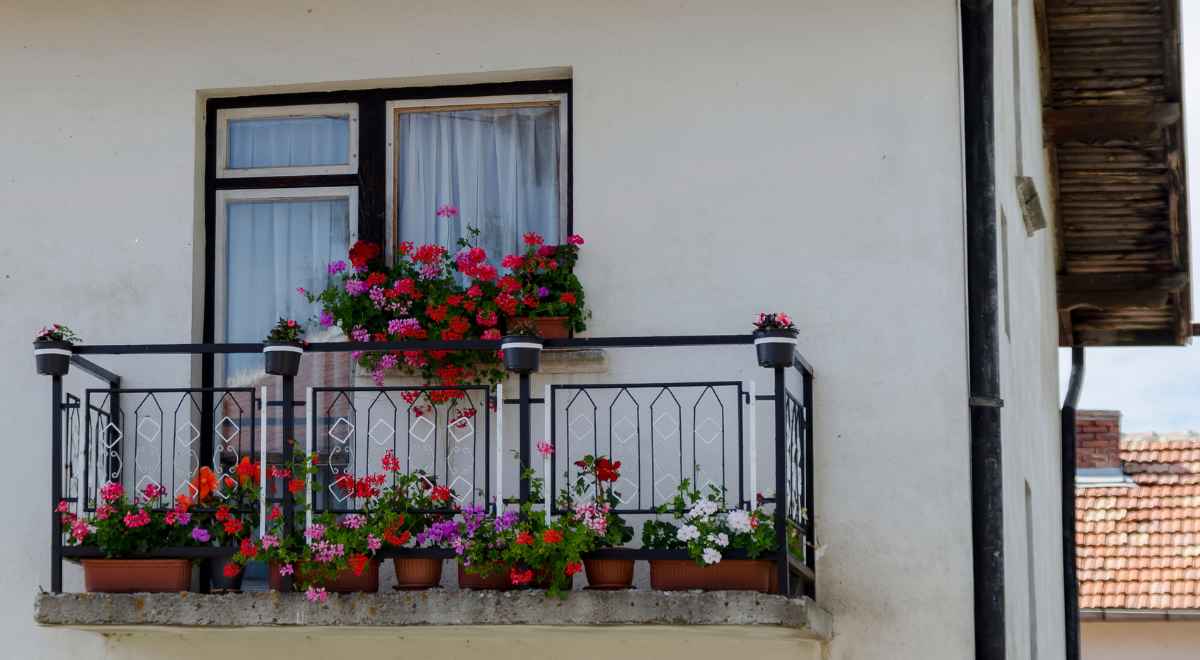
[263,341,303,376]
[34,340,72,376]
[500,334,543,373]
[82,559,192,593]
[752,329,798,369]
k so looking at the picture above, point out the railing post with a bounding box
[772,366,790,596]
[518,372,532,503]
[50,375,63,593]
[280,371,295,593]
[802,368,816,598]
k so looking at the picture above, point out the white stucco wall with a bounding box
[1082,621,1200,660]
[0,1,1062,659]
[993,2,1069,660]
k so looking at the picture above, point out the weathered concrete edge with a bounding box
[35,590,830,639]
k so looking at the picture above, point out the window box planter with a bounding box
[752,329,798,369]
[263,341,304,377]
[34,340,73,376]
[457,563,511,590]
[392,557,443,590]
[501,334,543,373]
[509,316,570,339]
[583,558,634,590]
[648,559,778,593]
[268,560,381,593]
[82,559,191,594]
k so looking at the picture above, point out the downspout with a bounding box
[961,2,1006,660]
[1061,347,1085,660]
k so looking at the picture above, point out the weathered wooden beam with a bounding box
[1058,271,1188,292]
[1058,288,1170,310]
[1045,104,1180,141]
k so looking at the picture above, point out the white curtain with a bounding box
[396,106,560,260]
[228,116,349,169]
[224,198,350,379]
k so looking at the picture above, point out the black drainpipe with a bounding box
[962,2,1006,660]
[1061,347,1085,660]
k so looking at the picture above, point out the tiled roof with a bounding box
[1077,433,1200,610]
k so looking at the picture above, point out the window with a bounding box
[203,80,572,390]
[216,104,359,178]
[386,95,568,259]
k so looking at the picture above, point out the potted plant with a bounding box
[642,481,779,592]
[252,452,387,601]
[58,481,202,593]
[454,504,518,590]
[263,318,305,376]
[752,312,798,368]
[34,324,79,376]
[375,450,456,589]
[501,319,543,373]
[565,455,635,589]
[186,460,259,592]
[503,232,589,338]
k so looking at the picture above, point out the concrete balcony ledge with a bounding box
[35,590,830,638]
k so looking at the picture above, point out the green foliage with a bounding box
[266,318,304,343]
[641,480,778,566]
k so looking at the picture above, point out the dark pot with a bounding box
[83,559,192,593]
[457,562,512,590]
[209,556,244,592]
[753,329,798,368]
[263,341,303,376]
[34,340,72,376]
[501,334,542,373]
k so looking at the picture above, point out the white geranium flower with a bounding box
[677,524,701,542]
[707,532,729,548]
[702,547,723,565]
[726,509,753,533]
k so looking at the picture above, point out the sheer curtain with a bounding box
[224,198,350,380]
[396,106,560,260]
[228,116,350,169]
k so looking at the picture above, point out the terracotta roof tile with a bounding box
[1077,435,1200,610]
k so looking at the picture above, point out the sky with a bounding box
[1054,3,1200,433]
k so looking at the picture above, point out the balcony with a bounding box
[35,335,822,635]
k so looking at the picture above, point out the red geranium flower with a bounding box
[565,561,583,576]
[516,531,534,546]
[431,485,452,503]
[349,240,382,268]
[595,458,621,482]
[215,505,231,522]
[223,563,242,578]
[542,529,564,544]
[239,537,258,559]
[223,518,244,536]
[510,567,534,585]
[523,232,544,246]
[288,478,306,494]
[267,504,282,521]
[349,553,370,576]
[366,272,388,287]
[560,292,578,305]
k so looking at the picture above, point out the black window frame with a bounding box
[200,78,573,393]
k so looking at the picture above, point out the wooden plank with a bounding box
[1058,271,1187,292]
[1044,103,1179,140]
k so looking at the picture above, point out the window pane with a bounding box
[227,116,350,170]
[224,197,350,381]
[396,105,560,261]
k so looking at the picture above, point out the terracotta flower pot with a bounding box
[511,316,570,339]
[584,558,635,589]
[268,560,381,593]
[648,559,778,593]
[82,559,192,593]
[457,563,511,590]
[392,557,443,590]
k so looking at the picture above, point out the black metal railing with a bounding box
[46,335,815,597]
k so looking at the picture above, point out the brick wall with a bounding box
[1075,410,1122,470]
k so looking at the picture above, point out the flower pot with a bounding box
[648,559,778,593]
[82,559,192,593]
[584,558,635,590]
[457,563,511,590]
[263,341,303,377]
[392,557,443,590]
[511,316,570,339]
[209,556,244,592]
[34,340,72,376]
[268,560,381,593]
[500,334,542,373]
[752,329,798,369]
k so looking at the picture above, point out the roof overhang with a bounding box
[1044,0,1192,346]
